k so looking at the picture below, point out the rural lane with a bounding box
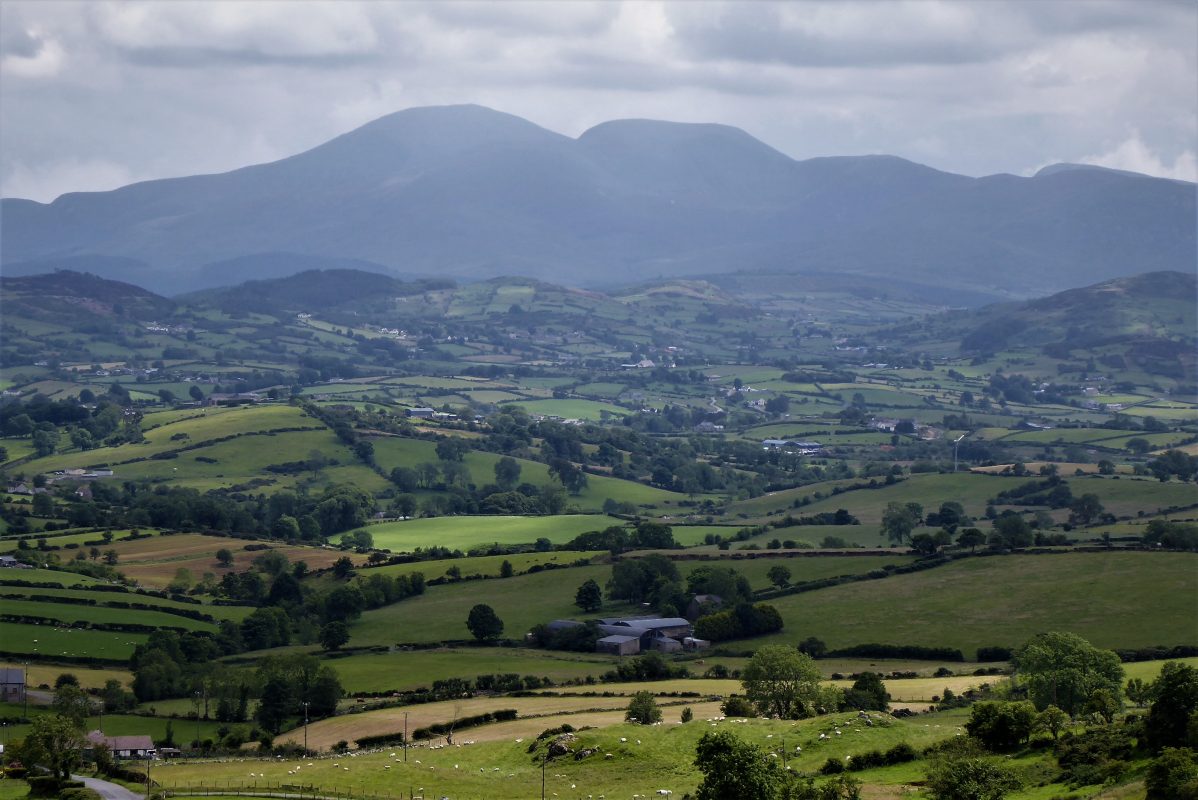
[72,774,144,800]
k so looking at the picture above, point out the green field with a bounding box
[22,404,318,473]
[0,567,105,586]
[345,515,617,551]
[143,707,974,799]
[499,398,628,420]
[0,621,147,659]
[0,585,251,621]
[750,551,1197,653]
[327,647,620,693]
[0,597,218,631]
[369,436,685,510]
[350,563,614,645]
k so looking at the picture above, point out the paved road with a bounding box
[72,774,145,800]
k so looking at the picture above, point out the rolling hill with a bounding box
[878,270,1198,380]
[3,104,1192,296]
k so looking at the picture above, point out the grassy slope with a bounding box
[349,515,619,551]
[741,472,1198,526]
[327,647,620,694]
[370,437,686,509]
[350,564,614,645]
[751,551,1197,653]
[147,709,973,799]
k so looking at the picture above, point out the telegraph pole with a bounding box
[22,663,28,721]
[404,712,408,762]
[302,701,310,753]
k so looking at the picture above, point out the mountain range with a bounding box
[2,104,1194,296]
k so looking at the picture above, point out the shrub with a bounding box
[721,694,755,717]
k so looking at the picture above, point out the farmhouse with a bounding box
[0,668,25,703]
[85,731,156,759]
[405,407,436,419]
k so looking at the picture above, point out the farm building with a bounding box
[540,616,707,655]
[86,731,156,759]
[0,555,31,569]
[405,407,435,419]
[596,635,641,656]
[685,594,723,621]
[761,439,822,454]
[0,668,24,703]
[206,392,262,406]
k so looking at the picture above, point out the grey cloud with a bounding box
[0,0,1194,202]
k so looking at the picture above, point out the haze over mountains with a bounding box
[2,105,1194,297]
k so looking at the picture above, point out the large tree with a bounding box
[741,645,836,719]
[1014,632,1123,717]
[466,603,504,641]
[625,691,662,725]
[19,714,85,781]
[881,501,923,546]
[693,730,781,800]
[493,456,521,490]
[1146,660,1198,751]
[574,579,603,612]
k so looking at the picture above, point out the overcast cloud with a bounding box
[1,0,1194,202]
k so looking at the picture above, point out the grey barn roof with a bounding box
[601,617,690,630]
[0,668,24,683]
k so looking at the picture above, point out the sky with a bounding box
[1,0,1195,203]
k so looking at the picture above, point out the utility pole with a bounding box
[302,701,310,753]
[22,663,28,721]
[403,712,408,762]
[194,690,202,749]
[541,751,547,800]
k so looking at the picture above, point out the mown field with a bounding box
[100,533,368,588]
[0,660,130,690]
[348,515,617,551]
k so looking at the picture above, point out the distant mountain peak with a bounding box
[1033,162,1191,183]
[1,106,1192,296]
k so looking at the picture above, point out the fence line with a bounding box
[163,783,413,800]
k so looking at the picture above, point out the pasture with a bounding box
[327,647,620,694]
[0,660,130,690]
[748,551,1197,654]
[0,621,147,660]
[350,563,613,646]
[0,597,218,632]
[369,436,685,510]
[22,403,319,474]
[147,707,973,800]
